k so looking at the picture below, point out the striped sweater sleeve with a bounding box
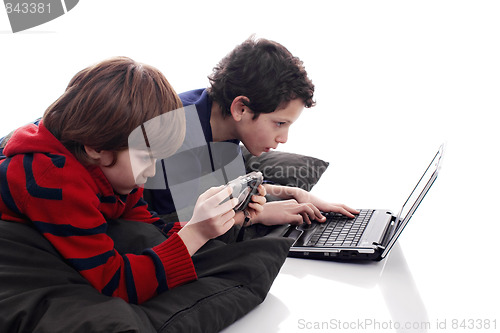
[0,153,197,304]
[120,189,187,237]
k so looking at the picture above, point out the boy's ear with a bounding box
[84,145,102,160]
[84,146,113,165]
[230,96,250,122]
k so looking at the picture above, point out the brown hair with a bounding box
[43,56,185,166]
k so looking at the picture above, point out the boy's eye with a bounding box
[276,122,286,127]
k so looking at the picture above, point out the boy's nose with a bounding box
[276,132,288,144]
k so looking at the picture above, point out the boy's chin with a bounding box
[246,146,267,157]
[113,185,141,195]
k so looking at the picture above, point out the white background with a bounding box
[1,1,499,332]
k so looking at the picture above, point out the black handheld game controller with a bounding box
[220,171,263,211]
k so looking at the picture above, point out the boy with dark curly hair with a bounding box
[145,37,358,227]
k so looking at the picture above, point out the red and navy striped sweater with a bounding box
[0,122,197,304]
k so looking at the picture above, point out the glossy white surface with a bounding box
[221,140,499,332]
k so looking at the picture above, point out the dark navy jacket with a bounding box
[144,89,244,216]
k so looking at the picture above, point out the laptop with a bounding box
[271,144,444,261]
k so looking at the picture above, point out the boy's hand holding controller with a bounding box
[178,186,237,255]
[178,172,266,255]
[220,171,266,224]
[242,183,266,221]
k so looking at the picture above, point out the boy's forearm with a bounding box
[263,183,302,200]
[177,225,208,256]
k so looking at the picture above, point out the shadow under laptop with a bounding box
[279,243,429,333]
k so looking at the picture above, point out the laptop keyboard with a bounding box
[306,209,374,247]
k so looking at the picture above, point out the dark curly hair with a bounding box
[207,36,315,119]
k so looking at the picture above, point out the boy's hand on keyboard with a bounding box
[256,184,359,226]
[318,203,359,218]
[292,188,359,218]
[251,199,324,226]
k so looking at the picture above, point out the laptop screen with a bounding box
[381,144,445,258]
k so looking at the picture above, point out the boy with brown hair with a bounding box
[0,56,265,304]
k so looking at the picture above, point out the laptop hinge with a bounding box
[380,215,398,247]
